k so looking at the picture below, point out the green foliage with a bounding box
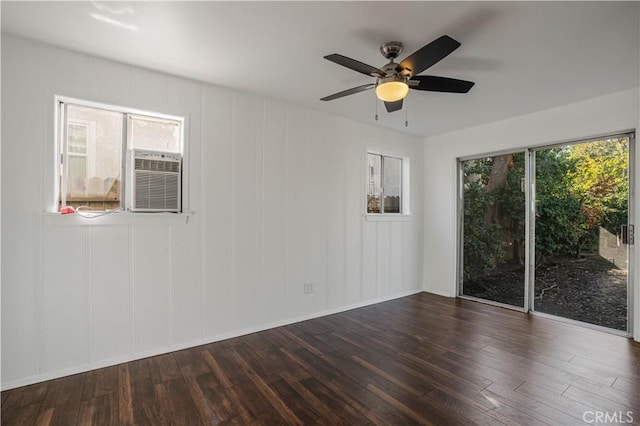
[463,138,629,279]
[535,192,585,258]
[535,139,629,260]
[566,140,628,236]
[534,148,586,260]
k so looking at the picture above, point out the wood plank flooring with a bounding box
[2,292,640,425]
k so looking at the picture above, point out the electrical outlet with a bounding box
[303,282,314,294]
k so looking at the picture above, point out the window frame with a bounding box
[55,95,186,213]
[365,150,410,217]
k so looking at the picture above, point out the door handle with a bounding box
[621,224,634,245]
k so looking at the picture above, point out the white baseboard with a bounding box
[422,288,454,298]
[1,288,423,391]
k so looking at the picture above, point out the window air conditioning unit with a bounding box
[129,149,181,212]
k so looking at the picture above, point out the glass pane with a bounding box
[130,115,180,152]
[534,138,629,331]
[367,154,381,213]
[63,104,123,211]
[460,153,526,308]
[68,124,87,153]
[68,156,87,181]
[383,156,401,213]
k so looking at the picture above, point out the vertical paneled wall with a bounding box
[1,35,424,389]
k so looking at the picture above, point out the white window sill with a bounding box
[43,211,193,226]
[364,214,413,222]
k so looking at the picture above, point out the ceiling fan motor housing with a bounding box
[377,73,408,86]
[380,62,399,77]
[377,62,408,92]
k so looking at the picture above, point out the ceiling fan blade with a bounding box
[324,54,386,77]
[320,84,375,101]
[409,75,475,93]
[384,99,403,113]
[396,35,461,76]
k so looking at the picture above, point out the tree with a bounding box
[462,158,506,281]
[534,139,628,260]
[463,153,526,281]
[534,147,586,261]
[566,139,628,240]
[495,152,526,264]
[462,138,629,277]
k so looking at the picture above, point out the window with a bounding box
[57,97,184,212]
[367,153,403,214]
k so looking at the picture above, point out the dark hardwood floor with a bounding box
[2,292,640,425]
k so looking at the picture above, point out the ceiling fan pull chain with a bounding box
[405,102,408,127]
[375,96,379,121]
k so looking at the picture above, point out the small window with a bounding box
[57,98,183,212]
[367,153,403,214]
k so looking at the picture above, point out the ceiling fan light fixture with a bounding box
[375,78,409,102]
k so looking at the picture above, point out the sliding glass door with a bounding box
[458,133,634,333]
[459,152,527,309]
[533,136,632,331]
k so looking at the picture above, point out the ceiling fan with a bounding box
[320,35,474,113]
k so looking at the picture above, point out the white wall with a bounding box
[0,35,424,389]
[422,88,640,341]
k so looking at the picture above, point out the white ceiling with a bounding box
[2,1,639,137]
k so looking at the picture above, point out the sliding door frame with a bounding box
[456,148,531,313]
[456,131,635,337]
[528,131,634,337]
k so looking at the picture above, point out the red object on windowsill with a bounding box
[60,206,76,215]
